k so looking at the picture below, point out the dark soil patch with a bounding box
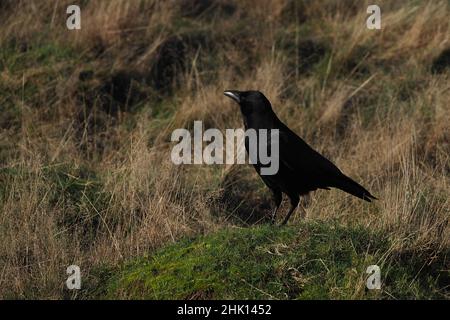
[431,48,450,74]
[178,0,236,19]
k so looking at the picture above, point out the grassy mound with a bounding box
[98,222,447,300]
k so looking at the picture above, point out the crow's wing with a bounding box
[276,127,376,200]
[278,128,341,174]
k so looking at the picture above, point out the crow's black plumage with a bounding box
[224,90,377,225]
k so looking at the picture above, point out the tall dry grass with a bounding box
[0,0,448,298]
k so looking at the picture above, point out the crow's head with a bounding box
[223,90,273,115]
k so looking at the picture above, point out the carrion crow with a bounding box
[224,90,377,225]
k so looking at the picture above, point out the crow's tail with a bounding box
[333,174,377,202]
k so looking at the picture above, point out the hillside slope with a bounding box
[94,222,448,300]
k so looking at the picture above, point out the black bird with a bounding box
[224,90,377,225]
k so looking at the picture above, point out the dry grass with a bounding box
[0,0,448,299]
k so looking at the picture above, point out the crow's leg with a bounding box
[281,195,299,225]
[270,189,282,224]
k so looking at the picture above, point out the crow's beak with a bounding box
[224,90,241,103]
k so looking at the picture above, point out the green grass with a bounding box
[0,39,82,130]
[0,39,78,73]
[95,222,447,299]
